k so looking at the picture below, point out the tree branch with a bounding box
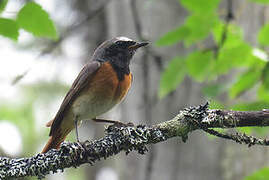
[1,103,269,179]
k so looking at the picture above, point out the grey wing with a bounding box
[49,61,101,136]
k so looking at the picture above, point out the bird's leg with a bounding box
[74,117,88,151]
[92,118,122,124]
[92,118,134,127]
[74,117,80,142]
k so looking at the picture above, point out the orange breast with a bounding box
[72,62,132,120]
[113,73,132,103]
[88,62,132,102]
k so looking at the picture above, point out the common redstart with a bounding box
[41,37,148,153]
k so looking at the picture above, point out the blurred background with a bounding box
[1,0,269,179]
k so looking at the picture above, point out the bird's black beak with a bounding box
[128,42,149,51]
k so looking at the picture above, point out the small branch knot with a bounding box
[182,102,209,123]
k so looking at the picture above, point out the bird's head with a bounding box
[93,37,148,66]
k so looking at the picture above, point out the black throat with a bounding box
[109,60,130,81]
[93,42,133,81]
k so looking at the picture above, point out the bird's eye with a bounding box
[115,41,125,46]
[115,41,136,48]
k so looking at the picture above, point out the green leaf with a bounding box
[213,23,243,48]
[231,101,269,111]
[244,167,269,180]
[249,49,267,68]
[17,2,58,40]
[156,26,189,46]
[213,42,252,75]
[253,127,269,136]
[202,84,225,98]
[258,84,269,102]
[249,0,269,4]
[184,13,218,46]
[237,124,269,136]
[180,0,220,14]
[186,51,214,81]
[261,63,269,89]
[237,127,253,135]
[0,0,8,13]
[229,69,261,98]
[258,24,269,46]
[159,57,186,98]
[156,13,219,47]
[208,100,225,109]
[0,18,19,40]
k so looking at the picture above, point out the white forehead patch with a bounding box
[116,36,133,42]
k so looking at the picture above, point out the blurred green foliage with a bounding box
[157,1,269,178]
[157,0,269,101]
[0,81,69,155]
[180,0,220,13]
[157,0,269,114]
[0,1,58,41]
[0,18,18,40]
[17,2,58,40]
[186,51,214,81]
[258,24,269,45]
[229,69,262,98]
[0,0,8,13]
[0,103,35,153]
[249,0,269,4]
[244,167,269,180]
[159,56,186,98]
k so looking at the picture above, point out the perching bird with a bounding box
[41,37,148,153]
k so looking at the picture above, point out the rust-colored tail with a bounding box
[41,133,67,153]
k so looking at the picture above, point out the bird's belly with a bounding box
[72,92,117,120]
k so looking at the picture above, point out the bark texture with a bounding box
[2,105,269,179]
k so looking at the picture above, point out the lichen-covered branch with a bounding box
[1,103,269,179]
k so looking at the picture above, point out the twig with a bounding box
[1,103,269,179]
[39,0,110,56]
[214,0,234,58]
[12,1,110,85]
[219,0,234,47]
